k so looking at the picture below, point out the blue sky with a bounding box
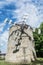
[0,0,43,53]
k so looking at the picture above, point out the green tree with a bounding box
[33,22,43,57]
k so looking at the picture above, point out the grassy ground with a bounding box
[0,58,43,65]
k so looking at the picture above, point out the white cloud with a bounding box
[14,0,32,8]
[6,0,15,2]
[0,1,9,9]
[13,3,39,27]
[0,18,8,32]
[10,0,43,27]
[0,2,5,8]
[0,20,7,27]
[0,30,9,53]
[0,0,32,9]
[0,23,5,32]
[0,26,3,32]
[0,30,9,41]
[0,0,14,9]
[0,0,43,28]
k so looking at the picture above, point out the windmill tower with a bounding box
[5,15,36,63]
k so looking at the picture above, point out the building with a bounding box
[5,22,36,63]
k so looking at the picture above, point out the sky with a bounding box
[0,0,43,53]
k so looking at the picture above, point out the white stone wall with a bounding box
[5,24,36,63]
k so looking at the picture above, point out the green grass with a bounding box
[0,58,43,65]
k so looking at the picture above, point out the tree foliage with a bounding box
[33,22,43,57]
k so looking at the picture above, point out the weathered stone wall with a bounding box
[5,24,36,63]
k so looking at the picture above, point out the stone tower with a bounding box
[5,14,36,63]
[5,22,36,63]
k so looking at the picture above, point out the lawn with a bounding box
[0,58,43,65]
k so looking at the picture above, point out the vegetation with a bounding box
[0,58,43,65]
[33,22,43,57]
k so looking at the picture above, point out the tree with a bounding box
[33,22,43,57]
